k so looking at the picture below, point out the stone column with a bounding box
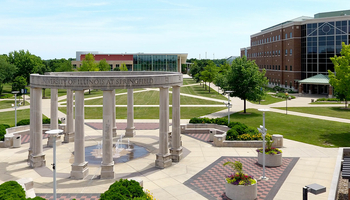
[50,88,58,129]
[47,89,59,147]
[29,87,46,168]
[65,89,74,143]
[155,87,172,168]
[28,89,33,160]
[298,83,303,97]
[125,89,135,137]
[328,85,333,98]
[112,89,117,137]
[170,86,183,162]
[101,90,115,179]
[71,90,89,179]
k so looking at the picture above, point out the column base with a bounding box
[170,147,183,162]
[47,135,62,147]
[112,128,117,138]
[328,95,333,98]
[27,149,32,161]
[100,163,115,179]
[155,153,172,169]
[64,132,75,143]
[71,162,89,179]
[125,127,135,137]
[29,154,46,168]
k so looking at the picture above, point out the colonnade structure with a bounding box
[29,71,183,179]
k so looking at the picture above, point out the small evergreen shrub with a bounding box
[16,118,61,126]
[0,181,26,200]
[0,124,10,141]
[100,179,149,200]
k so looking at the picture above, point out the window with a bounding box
[290,81,293,88]
[279,35,280,40]
[273,65,274,70]
[279,50,280,55]
[290,32,292,38]
[110,64,113,71]
[290,49,292,55]
[285,65,287,70]
[73,64,77,69]
[278,65,280,70]
[285,33,287,39]
[285,49,288,55]
[290,65,292,71]
[285,81,288,87]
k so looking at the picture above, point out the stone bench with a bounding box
[1,124,65,148]
[16,178,36,198]
[181,123,283,148]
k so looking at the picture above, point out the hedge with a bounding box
[100,179,151,200]
[0,124,10,141]
[16,118,61,126]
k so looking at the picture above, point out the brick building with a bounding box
[241,10,350,95]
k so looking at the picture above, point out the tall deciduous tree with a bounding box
[0,56,17,96]
[225,57,268,113]
[200,62,218,93]
[119,63,128,71]
[7,50,43,83]
[329,42,350,108]
[78,53,99,72]
[98,59,110,71]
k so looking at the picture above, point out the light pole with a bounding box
[258,109,269,180]
[45,129,63,200]
[285,92,288,115]
[12,91,20,126]
[225,91,233,124]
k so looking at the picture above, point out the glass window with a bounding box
[285,81,288,87]
[285,33,288,39]
[285,49,288,55]
[290,32,292,38]
[290,81,293,88]
[290,49,292,55]
[285,65,287,70]
[290,65,292,71]
[279,35,281,40]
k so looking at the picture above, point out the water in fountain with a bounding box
[126,138,133,151]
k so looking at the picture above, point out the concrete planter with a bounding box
[257,152,282,167]
[225,180,257,200]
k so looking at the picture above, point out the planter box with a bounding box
[225,180,257,200]
[257,152,282,167]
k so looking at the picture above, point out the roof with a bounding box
[299,74,330,85]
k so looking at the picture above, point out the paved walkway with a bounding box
[0,79,342,200]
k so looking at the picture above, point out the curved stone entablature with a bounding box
[30,71,183,90]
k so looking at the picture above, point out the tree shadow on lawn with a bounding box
[329,107,350,112]
[319,132,350,147]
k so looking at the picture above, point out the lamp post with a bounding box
[225,91,233,124]
[45,129,63,200]
[285,92,288,115]
[12,91,20,126]
[258,109,269,180]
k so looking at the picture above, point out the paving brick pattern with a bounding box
[86,122,166,130]
[184,156,299,200]
[37,193,100,200]
[22,134,48,144]
[182,133,211,143]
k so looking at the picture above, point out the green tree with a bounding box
[98,59,110,71]
[12,76,27,92]
[55,59,74,72]
[329,42,350,108]
[0,56,17,96]
[7,50,43,83]
[119,63,128,71]
[200,62,218,93]
[78,53,99,72]
[225,57,268,113]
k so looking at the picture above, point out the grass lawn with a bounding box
[83,90,223,105]
[182,79,197,85]
[0,109,48,127]
[58,107,225,119]
[179,83,227,100]
[250,94,285,105]
[0,100,19,109]
[310,102,343,105]
[273,106,350,120]
[227,108,350,147]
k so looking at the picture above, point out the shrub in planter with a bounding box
[0,180,26,200]
[0,124,10,141]
[226,129,239,140]
[256,137,282,155]
[100,179,149,200]
[213,118,228,126]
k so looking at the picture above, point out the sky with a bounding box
[0,0,349,60]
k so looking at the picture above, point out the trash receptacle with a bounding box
[13,135,21,148]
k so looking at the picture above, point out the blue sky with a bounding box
[0,0,348,60]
